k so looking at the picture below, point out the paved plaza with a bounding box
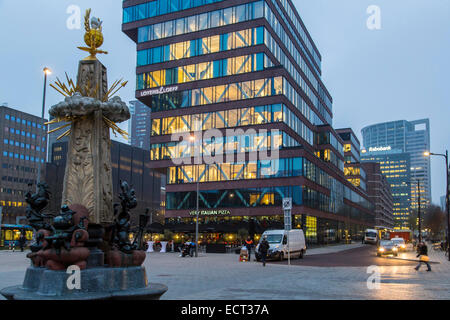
[1,244,449,300]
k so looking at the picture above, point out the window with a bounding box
[235,5,246,23]
[198,13,208,30]
[210,11,220,28]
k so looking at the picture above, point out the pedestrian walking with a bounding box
[19,233,26,252]
[244,236,254,262]
[259,236,270,267]
[415,242,432,272]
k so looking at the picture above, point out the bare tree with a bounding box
[424,205,446,239]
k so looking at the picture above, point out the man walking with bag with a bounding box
[259,236,270,267]
[415,242,432,272]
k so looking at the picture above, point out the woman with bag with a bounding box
[415,242,432,272]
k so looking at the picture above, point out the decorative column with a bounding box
[61,59,114,226]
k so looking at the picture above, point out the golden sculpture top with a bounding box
[78,9,108,60]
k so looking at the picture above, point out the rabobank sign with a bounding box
[369,146,392,152]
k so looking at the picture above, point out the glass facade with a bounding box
[167,185,302,210]
[362,151,411,229]
[149,130,300,161]
[167,157,303,184]
[124,0,227,24]
[137,27,264,67]
[137,53,271,89]
[136,2,264,43]
[143,76,283,111]
[151,103,314,145]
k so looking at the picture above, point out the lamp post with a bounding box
[416,179,422,243]
[190,132,199,258]
[424,150,449,260]
[36,67,51,188]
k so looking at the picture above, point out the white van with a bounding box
[256,229,306,261]
[364,229,378,245]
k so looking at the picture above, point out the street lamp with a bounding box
[424,150,449,260]
[190,132,199,258]
[414,179,423,243]
[36,67,51,188]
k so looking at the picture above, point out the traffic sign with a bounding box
[283,198,292,211]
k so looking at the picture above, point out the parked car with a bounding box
[377,240,398,257]
[255,229,306,261]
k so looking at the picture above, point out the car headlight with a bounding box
[393,247,398,251]
[401,244,406,249]
[379,248,385,252]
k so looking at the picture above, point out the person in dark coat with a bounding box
[259,236,270,267]
[19,233,27,252]
[415,242,431,271]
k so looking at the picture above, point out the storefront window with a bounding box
[305,216,317,243]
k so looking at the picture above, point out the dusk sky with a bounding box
[0,0,448,204]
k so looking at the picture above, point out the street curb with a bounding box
[384,256,441,264]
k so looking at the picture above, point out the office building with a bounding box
[122,0,376,244]
[0,105,47,224]
[129,100,152,151]
[361,148,411,229]
[362,119,431,210]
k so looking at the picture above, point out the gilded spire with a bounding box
[77,9,108,60]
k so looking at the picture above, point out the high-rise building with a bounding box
[129,100,152,151]
[362,119,431,210]
[122,0,376,244]
[361,148,411,230]
[0,106,48,224]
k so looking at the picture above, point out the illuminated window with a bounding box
[305,216,317,243]
[261,193,275,205]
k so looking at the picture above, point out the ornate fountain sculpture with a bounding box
[0,9,167,300]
